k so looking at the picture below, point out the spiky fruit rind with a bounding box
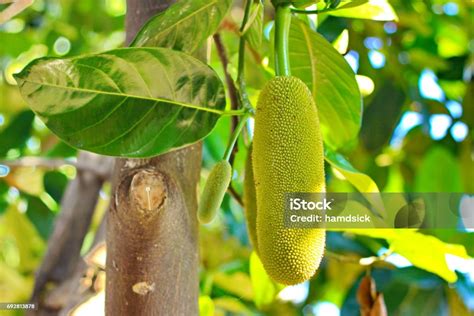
[253,76,326,285]
[198,160,232,224]
[244,145,258,252]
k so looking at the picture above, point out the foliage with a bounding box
[15,48,227,157]
[288,18,362,150]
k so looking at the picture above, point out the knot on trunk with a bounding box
[114,168,168,225]
[130,170,167,212]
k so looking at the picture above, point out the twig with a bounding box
[223,113,250,162]
[0,157,112,180]
[229,0,254,165]
[0,0,34,24]
[227,185,244,207]
[213,33,240,136]
[1,157,76,169]
[291,8,335,14]
[325,250,361,263]
[237,0,253,113]
[213,33,239,114]
[213,0,254,166]
[219,19,262,63]
[325,249,395,268]
[291,8,321,14]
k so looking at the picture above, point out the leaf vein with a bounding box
[20,80,224,115]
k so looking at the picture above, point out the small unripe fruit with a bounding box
[253,76,326,285]
[198,160,232,224]
[244,145,258,252]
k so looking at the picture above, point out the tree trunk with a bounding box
[105,1,201,315]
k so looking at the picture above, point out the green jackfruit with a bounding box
[198,160,232,224]
[244,144,258,252]
[253,76,326,285]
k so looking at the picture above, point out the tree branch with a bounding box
[28,152,113,315]
[213,33,240,116]
[213,33,240,165]
[0,0,34,24]
[228,185,244,207]
[325,249,396,269]
[0,157,111,180]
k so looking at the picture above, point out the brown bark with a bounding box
[106,146,201,315]
[29,152,113,315]
[106,2,201,314]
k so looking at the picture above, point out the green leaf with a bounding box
[131,0,232,52]
[25,195,56,240]
[250,252,281,308]
[325,148,379,193]
[199,296,215,316]
[325,0,342,9]
[213,271,254,300]
[437,22,469,58]
[44,171,68,203]
[1,206,45,272]
[213,297,253,314]
[289,19,362,149]
[15,47,226,158]
[332,29,349,54]
[0,182,8,215]
[292,0,319,8]
[360,82,405,151]
[45,141,77,158]
[333,0,369,10]
[325,148,385,217]
[0,110,34,157]
[316,256,365,306]
[415,146,463,192]
[328,0,398,21]
[0,262,33,303]
[348,229,470,283]
[390,232,469,283]
[243,1,264,51]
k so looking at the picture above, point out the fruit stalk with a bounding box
[274,4,292,76]
[223,114,250,162]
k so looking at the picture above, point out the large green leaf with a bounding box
[325,148,379,193]
[333,0,369,10]
[325,148,385,217]
[328,0,398,21]
[15,47,226,158]
[243,1,264,51]
[131,0,232,52]
[289,19,362,149]
[348,229,470,283]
